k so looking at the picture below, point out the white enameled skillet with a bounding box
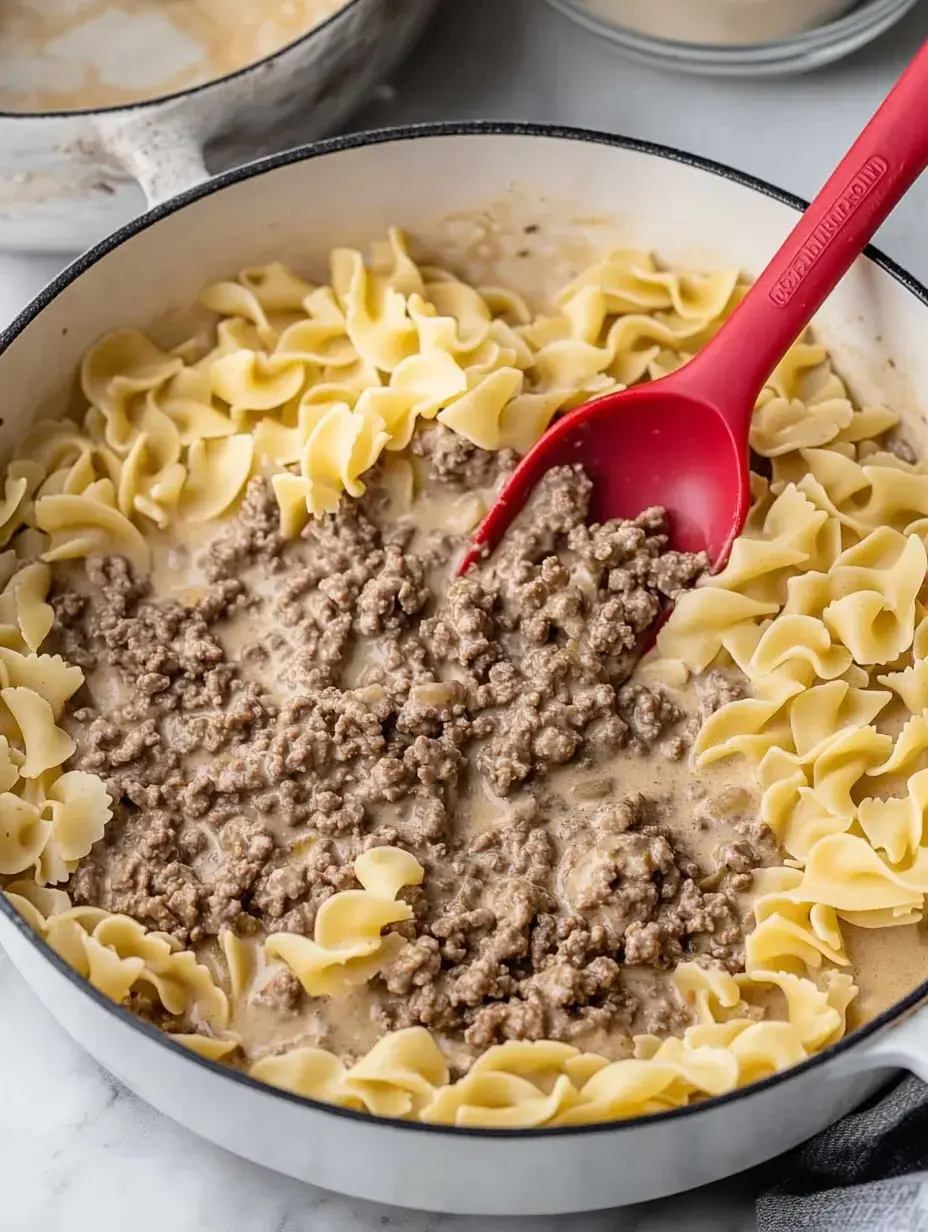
[1,122,928,1216]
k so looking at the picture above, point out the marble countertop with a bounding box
[4,0,928,1227]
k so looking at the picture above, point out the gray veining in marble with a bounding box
[0,953,759,1230]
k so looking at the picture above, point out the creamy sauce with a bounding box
[230,946,391,1060]
[847,923,928,1027]
[61,448,928,1064]
[575,0,856,46]
[0,0,349,113]
[190,736,761,1064]
[169,477,764,1061]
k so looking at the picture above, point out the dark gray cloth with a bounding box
[757,1075,928,1231]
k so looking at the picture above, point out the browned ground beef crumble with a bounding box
[55,428,775,1060]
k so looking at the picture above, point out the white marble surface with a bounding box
[4,1,928,1227]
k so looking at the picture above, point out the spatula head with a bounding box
[459,383,751,574]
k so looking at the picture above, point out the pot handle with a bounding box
[93,111,211,209]
[840,1004,928,1083]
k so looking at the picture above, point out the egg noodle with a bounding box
[2,230,924,1127]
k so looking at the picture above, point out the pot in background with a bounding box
[543,0,921,76]
[572,0,859,45]
[0,0,438,254]
[2,123,928,1215]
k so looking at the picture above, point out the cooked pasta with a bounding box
[5,886,228,1025]
[245,963,852,1128]
[3,230,928,1129]
[14,229,742,548]
[264,847,424,997]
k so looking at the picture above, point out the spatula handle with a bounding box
[676,34,928,435]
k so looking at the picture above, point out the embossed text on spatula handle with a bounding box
[769,155,890,308]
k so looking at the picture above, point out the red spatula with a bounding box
[460,38,928,576]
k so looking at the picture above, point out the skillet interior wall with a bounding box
[2,122,928,1101]
[1,131,922,457]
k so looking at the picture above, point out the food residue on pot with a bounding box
[0,0,351,113]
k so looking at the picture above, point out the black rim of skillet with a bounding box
[2,119,928,1140]
[0,0,367,118]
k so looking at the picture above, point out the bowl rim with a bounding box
[542,0,915,58]
[0,0,366,120]
[2,118,927,1140]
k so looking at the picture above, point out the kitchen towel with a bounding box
[757,1074,928,1231]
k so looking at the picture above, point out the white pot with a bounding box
[1,123,928,1216]
[565,0,858,46]
[0,0,438,254]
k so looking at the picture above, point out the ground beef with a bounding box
[204,477,286,581]
[356,544,430,635]
[56,555,242,723]
[412,424,517,490]
[253,969,304,1014]
[59,451,745,1062]
[699,670,745,717]
[883,431,917,464]
[380,936,443,995]
[427,467,705,796]
[618,682,682,748]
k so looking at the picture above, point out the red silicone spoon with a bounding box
[460,39,928,576]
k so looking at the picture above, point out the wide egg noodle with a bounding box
[660,371,928,997]
[263,846,424,997]
[1,687,76,780]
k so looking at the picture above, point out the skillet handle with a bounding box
[839,1005,928,1083]
[92,111,210,209]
